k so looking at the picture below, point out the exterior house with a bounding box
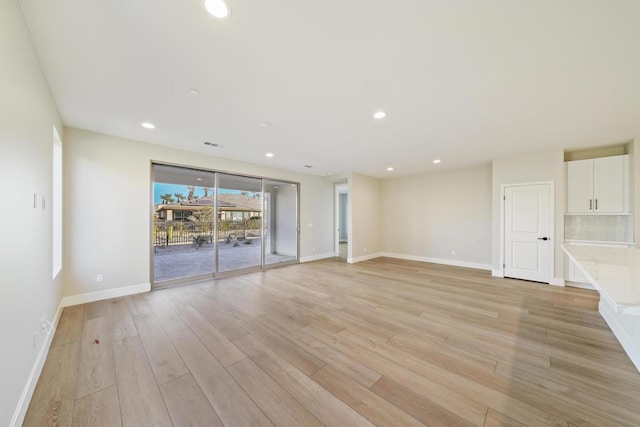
[156,193,262,222]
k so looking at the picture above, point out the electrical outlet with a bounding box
[364,247,368,253]
[96,274,104,282]
[451,250,456,256]
[312,247,316,252]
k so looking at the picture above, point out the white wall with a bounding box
[349,173,382,261]
[0,0,64,424]
[63,128,334,297]
[381,164,492,268]
[492,149,565,279]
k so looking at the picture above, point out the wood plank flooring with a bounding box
[24,257,640,426]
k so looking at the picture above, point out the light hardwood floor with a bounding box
[24,257,640,426]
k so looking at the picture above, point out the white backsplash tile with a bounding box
[564,215,634,243]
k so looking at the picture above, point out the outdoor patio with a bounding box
[153,239,296,282]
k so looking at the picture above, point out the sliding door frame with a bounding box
[150,160,300,289]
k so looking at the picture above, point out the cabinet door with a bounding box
[566,159,593,213]
[593,155,626,213]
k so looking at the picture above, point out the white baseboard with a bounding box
[348,252,384,264]
[10,300,65,427]
[62,282,150,307]
[491,269,504,278]
[300,253,335,263]
[549,277,565,287]
[565,280,595,290]
[599,299,640,373]
[382,252,491,271]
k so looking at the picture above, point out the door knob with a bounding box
[537,237,549,241]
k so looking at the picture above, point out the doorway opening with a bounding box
[335,183,348,260]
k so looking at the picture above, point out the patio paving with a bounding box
[153,239,296,282]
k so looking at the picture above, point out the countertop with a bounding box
[562,243,640,315]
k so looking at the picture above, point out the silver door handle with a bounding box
[537,237,549,241]
[595,199,598,210]
[590,199,592,210]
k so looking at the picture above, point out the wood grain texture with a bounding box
[23,341,80,427]
[173,334,273,427]
[106,297,138,341]
[312,365,424,426]
[132,312,189,385]
[83,300,109,321]
[231,310,326,376]
[75,316,116,399]
[227,358,324,427]
[167,295,246,367]
[112,336,172,427]
[483,408,528,427]
[72,385,121,427]
[25,257,640,426]
[370,375,475,427]
[234,334,374,427]
[144,291,194,340]
[159,374,223,427]
[51,305,84,348]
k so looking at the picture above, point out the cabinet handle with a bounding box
[590,199,592,210]
[595,199,598,210]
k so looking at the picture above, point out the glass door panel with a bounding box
[264,180,299,265]
[216,173,263,273]
[152,164,215,284]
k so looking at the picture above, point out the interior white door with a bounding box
[504,184,551,283]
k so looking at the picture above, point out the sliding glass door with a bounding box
[151,163,299,287]
[264,180,299,265]
[216,173,263,273]
[152,164,215,284]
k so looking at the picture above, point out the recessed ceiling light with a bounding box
[386,167,394,171]
[265,152,274,158]
[205,0,231,19]
[258,121,271,128]
[433,159,441,164]
[189,88,200,95]
[141,122,155,129]
[196,178,203,181]
[373,111,387,120]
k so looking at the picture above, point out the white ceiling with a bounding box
[20,0,640,178]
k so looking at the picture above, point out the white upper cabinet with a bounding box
[566,159,594,213]
[565,155,629,214]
